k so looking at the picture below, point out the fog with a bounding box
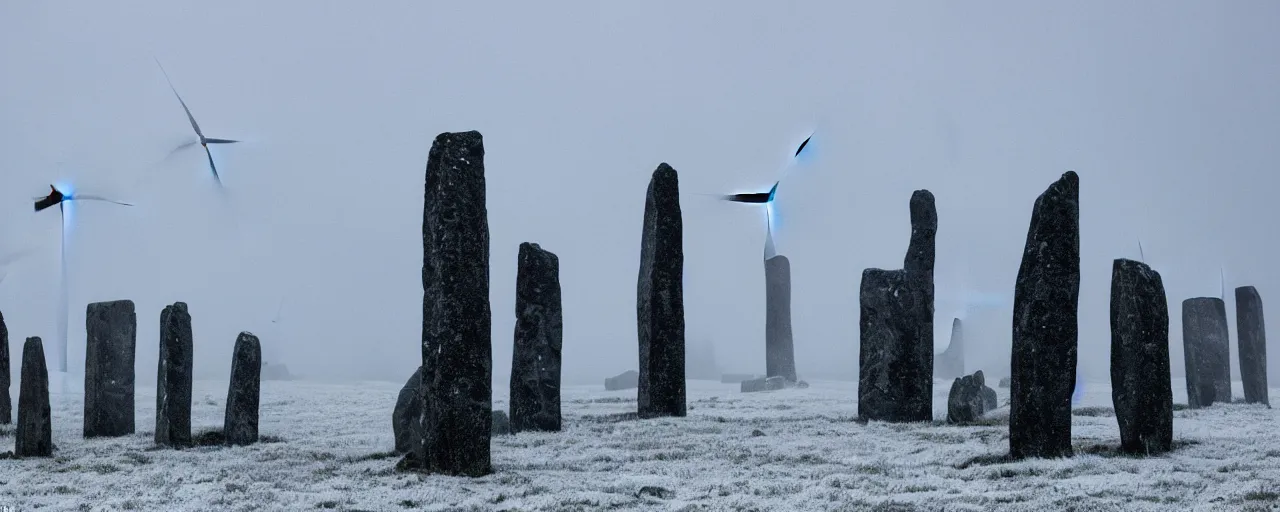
[2,1,1277,389]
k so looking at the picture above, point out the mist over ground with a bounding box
[1,1,1277,389]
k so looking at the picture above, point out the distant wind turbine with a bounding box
[33,183,133,372]
[155,58,239,186]
[715,131,817,258]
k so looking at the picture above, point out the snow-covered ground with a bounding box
[2,376,1278,511]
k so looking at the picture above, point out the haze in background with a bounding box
[2,1,1277,389]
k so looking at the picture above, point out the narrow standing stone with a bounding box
[1182,297,1232,408]
[84,299,136,437]
[156,302,194,448]
[636,163,686,418]
[417,130,492,476]
[1235,286,1269,405]
[0,310,10,424]
[765,254,796,383]
[857,190,936,422]
[392,366,424,454]
[1109,258,1173,455]
[1010,171,1079,459]
[936,317,965,379]
[510,242,563,433]
[224,332,261,446]
[16,337,52,457]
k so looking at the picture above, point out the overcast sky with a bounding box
[2,1,1278,389]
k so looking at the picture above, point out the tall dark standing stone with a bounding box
[1009,171,1079,459]
[417,131,492,476]
[636,163,686,418]
[765,255,796,383]
[392,366,424,454]
[16,337,51,457]
[1182,297,1232,408]
[936,318,965,379]
[857,190,936,422]
[510,242,563,433]
[84,299,136,438]
[0,309,10,424]
[1109,259,1173,455]
[224,332,261,446]
[156,302,193,448]
[1235,286,1269,405]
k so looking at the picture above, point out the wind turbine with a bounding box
[33,183,133,374]
[155,58,239,187]
[717,131,817,258]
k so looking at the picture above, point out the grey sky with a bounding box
[2,1,1278,387]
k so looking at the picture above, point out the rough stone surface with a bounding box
[1109,258,1173,455]
[947,370,987,424]
[84,299,137,438]
[1235,286,1269,405]
[417,130,492,476]
[765,254,796,383]
[0,309,9,424]
[1010,171,1079,459]
[392,366,423,454]
[491,410,511,436]
[605,370,638,391]
[1182,297,1232,408]
[16,337,52,457]
[982,386,998,411]
[857,190,936,423]
[636,163,686,419]
[155,302,193,448]
[741,375,787,393]
[510,242,563,433]
[936,318,965,379]
[224,332,261,446]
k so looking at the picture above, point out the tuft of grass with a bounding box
[193,429,225,447]
[1245,486,1280,501]
[1072,406,1115,417]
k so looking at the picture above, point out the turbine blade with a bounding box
[155,57,205,139]
[205,144,223,186]
[71,195,134,207]
[723,192,771,203]
[203,138,239,144]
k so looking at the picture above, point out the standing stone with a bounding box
[936,318,965,379]
[0,310,9,424]
[857,190,936,423]
[982,385,998,411]
[15,337,51,457]
[1109,259,1173,455]
[605,370,639,391]
[765,255,796,383]
[1009,171,1079,459]
[417,130,492,476]
[1235,286,1269,405]
[155,302,194,448]
[84,299,136,437]
[636,163,686,418]
[510,242,563,433]
[224,332,261,446]
[946,370,987,424]
[392,366,423,454]
[1182,297,1232,408]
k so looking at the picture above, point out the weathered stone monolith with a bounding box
[16,337,51,457]
[1235,286,1269,405]
[84,299,136,437]
[947,370,987,424]
[417,130,492,476]
[224,332,261,446]
[765,254,796,383]
[637,163,685,418]
[155,302,194,448]
[1010,171,1079,459]
[857,190,936,422]
[936,318,965,379]
[1109,259,1172,455]
[1182,297,1232,408]
[510,242,563,433]
[0,309,10,424]
[392,366,423,454]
